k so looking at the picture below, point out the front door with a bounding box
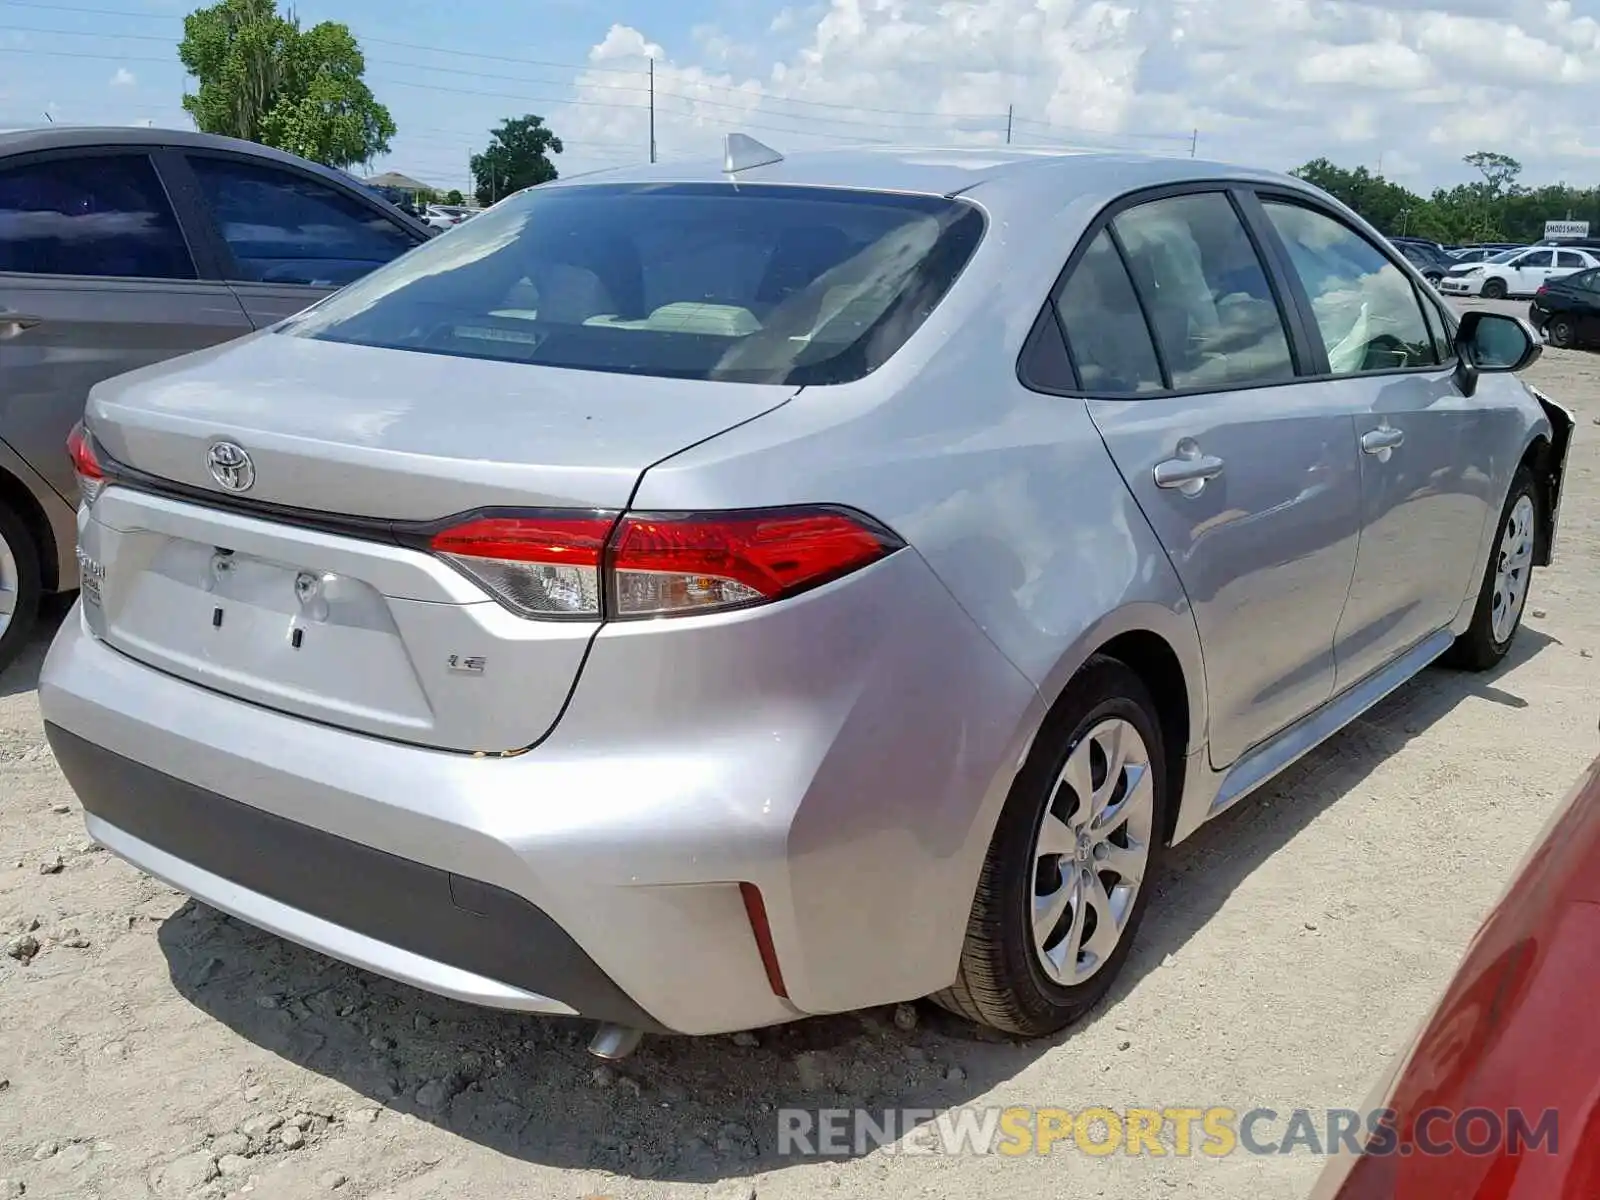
[1256,196,1495,687]
[0,150,251,503]
[1573,272,1600,343]
[1055,189,1364,767]
[179,153,425,328]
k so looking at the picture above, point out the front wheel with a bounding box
[1441,468,1537,672]
[1481,278,1508,300]
[932,656,1168,1037]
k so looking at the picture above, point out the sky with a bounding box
[2,0,1599,196]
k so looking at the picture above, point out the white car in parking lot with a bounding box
[1440,246,1600,299]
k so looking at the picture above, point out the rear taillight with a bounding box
[609,508,901,617]
[424,505,902,621]
[428,513,613,618]
[66,421,105,506]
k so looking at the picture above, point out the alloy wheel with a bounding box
[1029,717,1155,987]
[0,524,18,641]
[1491,494,1536,645]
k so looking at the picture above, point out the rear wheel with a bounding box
[1547,316,1577,349]
[0,502,42,676]
[1481,277,1508,300]
[932,656,1168,1037]
[1442,467,1537,672]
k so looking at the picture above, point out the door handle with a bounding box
[1361,427,1404,456]
[1153,440,1225,496]
[0,312,43,338]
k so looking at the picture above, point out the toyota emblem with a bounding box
[206,441,255,492]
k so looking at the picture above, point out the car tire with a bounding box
[932,655,1169,1037]
[1441,466,1537,673]
[1547,317,1577,349]
[0,500,42,677]
[1482,278,1508,300]
[1425,270,1443,285]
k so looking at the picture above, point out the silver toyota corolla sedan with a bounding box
[37,141,1573,1054]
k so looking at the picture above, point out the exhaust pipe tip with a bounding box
[588,1023,644,1060]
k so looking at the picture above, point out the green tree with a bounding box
[1289,151,1600,245]
[178,0,395,169]
[1290,158,1425,235]
[470,115,563,207]
[445,188,464,205]
[1464,151,1522,198]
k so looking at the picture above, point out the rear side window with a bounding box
[1111,192,1296,390]
[286,182,985,386]
[188,155,419,287]
[1262,201,1436,374]
[0,154,195,279]
[1557,250,1588,269]
[1053,230,1163,394]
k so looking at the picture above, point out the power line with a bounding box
[0,3,1202,152]
[0,1,1198,135]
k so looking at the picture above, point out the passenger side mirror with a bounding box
[1453,310,1542,398]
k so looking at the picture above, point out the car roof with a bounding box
[0,125,433,232]
[536,144,1310,207]
[1,124,319,168]
[0,125,386,194]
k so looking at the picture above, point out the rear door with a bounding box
[171,151,427,328]
[1255,194,1495,687]
[1554,249,1591,281]
[1064,186,1365,767]
[0,147,250,503]
[1508,249,1555,295]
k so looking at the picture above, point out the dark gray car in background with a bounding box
[0,126,433,670]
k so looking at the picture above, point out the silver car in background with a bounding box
[38,143,1571,1052]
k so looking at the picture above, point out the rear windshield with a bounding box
[285,182,985,385]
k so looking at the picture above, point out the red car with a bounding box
[1312,750,1600,1198]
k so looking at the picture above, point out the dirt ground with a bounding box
[2,299,1596,1200]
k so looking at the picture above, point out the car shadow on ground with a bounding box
[145,629,1553,1186]
[0,595,72,699]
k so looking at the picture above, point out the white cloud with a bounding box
[109,67,136,87]
[546,0,1600,189]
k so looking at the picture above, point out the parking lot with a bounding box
[1,297,1595,1200]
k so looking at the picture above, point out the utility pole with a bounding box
[1189,128,1197,158]
[649,58,657,164]
[1005,104,1013,145]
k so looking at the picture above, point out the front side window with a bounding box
[1262,201,1435,374]
[1110,192,1295,390]
[1420,296,1454,363]
[188,155,419,287]
[0,153,195,279]
[1516,250,1554,269]
[1053,229,1164,394]
[287,182,986,386]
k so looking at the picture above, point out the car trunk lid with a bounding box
[85,331,798,517]
[78,334,798,751]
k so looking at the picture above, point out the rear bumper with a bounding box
[48,723,660,1028]
[39,546,1041,1034]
